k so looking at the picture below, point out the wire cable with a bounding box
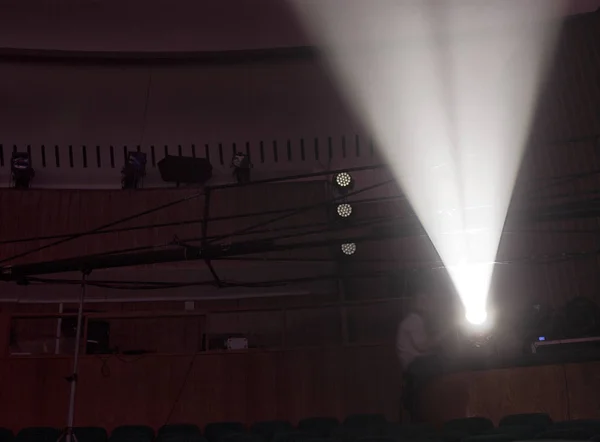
[207,178,396,244]
[0,190,205,266]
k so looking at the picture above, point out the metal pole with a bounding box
[65,272,87,442]
[55,302,63,355]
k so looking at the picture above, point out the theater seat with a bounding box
[204,423,245,442]
[385,423,437,440]
[16,428,60,442]
[550,420,600,432]
[462,434,517,442]
[334,416,387,442]
[74,427,108,442]
[272,431,311,442]
[0,429,13,442]
[441,418,494,442]
[443,418,494,435]
[251,422,293,441]
[298,418,339,437]
[535,428,599,440]
[159,425,202,436]
[110,426,154,442]
[221,434,264,442]
[356,437,396,442]
[343,415,387,430]
[158,425,204,442]
[484,425,540,439]
[303,438,336,442]
[499,413,552,429]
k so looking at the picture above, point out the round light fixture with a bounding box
[341,243,357,255]
[337,203,353,218]
[335,172,352,188]
[465,309,488,325]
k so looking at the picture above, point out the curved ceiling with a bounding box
[0,0,307,53]
[0,0,598,55]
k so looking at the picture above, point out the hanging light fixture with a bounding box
[337,203,353,218]
[341,243,357,255]
[333,172,354,192]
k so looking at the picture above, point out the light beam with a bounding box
[293,0,566,324]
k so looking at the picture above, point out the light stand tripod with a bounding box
[58,271,90,442]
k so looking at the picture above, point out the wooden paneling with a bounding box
[0,345,400,432]
[564,362,600,420]
[4,317,600,432]
[419,362,597,425]
[0,181,329,266]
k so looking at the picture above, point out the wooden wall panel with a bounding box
[0,345,400,432]
[564,362,600,420]
[421,364,572,425]
[3,343,600,432]
[0,181,328,266]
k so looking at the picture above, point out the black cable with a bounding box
[0,190,205,265]
[210,163,386,190]
[0,193,404,247]
[38,211,405,265]
[21,246,600,292]
[207,178,396,244]
[0,217,204,246]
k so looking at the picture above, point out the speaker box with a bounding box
[158,155,213,185]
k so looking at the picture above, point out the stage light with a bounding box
[293,0,565,344]
[341,243,356,255]
[449,261,491,326]
[11,152,35,189]
[333,172,354,192]
[232,152,252,184]
[337,203,353,218]
[466,309,488,325]
[121,152,147,189]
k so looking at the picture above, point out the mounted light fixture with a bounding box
[333,172,354,192]
[11,152,35,189]
[121,151,147,189]
[337,203,353,218]
[232,152,252,184]
[341,243,356,256]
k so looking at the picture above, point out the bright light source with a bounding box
[465,309,488,325]
[293,0,565,321]
[448,261,492,326]
[337,203,353,218]
[341,243,356,255]
[335,172,353,188]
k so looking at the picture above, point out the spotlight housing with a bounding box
[337,203,353,218]
[121,151,147,189]
[11,152,35,189]
[341,243,356,255]
[232,152,252,184]
[333,172,354,193]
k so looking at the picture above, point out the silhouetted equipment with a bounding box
[231,152,252,184]
[11,152,35,189]
[121,152,147,189]
[158,155,213,186]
